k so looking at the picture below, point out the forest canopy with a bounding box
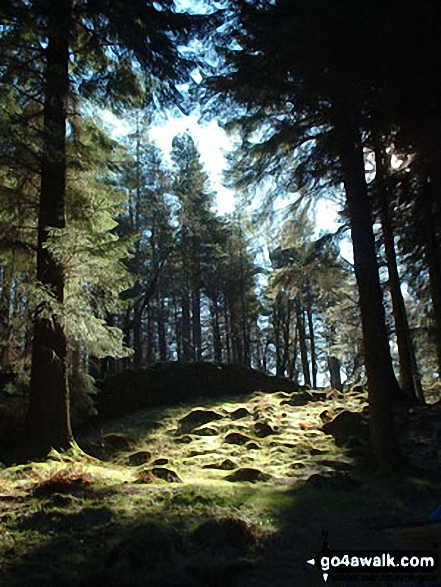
[1,0,441,472]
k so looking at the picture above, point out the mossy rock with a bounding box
[225,468,272,483]
[229,407,251,420]
[190,517,259,550]
[133,469,157,484]
[224,432,251,445]
[126,451,152,466]
[317,459,353,472]
[309,448,326,456]
[178,409,223,432]
[32,469,92,496]
[203,459,237,470]
[322,409,369,446]
[290,462,306,469]
[152,457,169,466]
[108,521,175,571]
[245,441,260,450]
[187,449,214,457]
[253,421,276,438]
[308,391,328,401]
[280,393,311,407]
[191,426,219,436]
[151,467,181,483]
[141,420,163,433]
[185,558,254,587]
[319,410,334,423]
[303,472,360,491]
[174,435,193,444]
[101,433,133,452]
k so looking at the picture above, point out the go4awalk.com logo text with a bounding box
[306,535,438,583]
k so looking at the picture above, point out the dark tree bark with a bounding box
[281,297,293,377]
[373,136,424,403]
[26,0,74,456]
[181,290,191,362]
[0,264,12,371]
[328,355,343,391]
[132,302,143,369]
[306,288,317,389]
[156,294,167,362]
[223,302,231,363]
[332,99,402,468]
[191,288,201,360]
[288,324,299,382]
[422,176,441,377]
[146,304,156,362]
[210,298,222,362]
[296,298,311,387]
[274,294,283,376]
[174,296,181,361]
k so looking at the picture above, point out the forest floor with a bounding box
[0,386,441,587]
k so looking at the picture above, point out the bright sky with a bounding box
[102,109,236,215]
[101,108,353,261]
[148,114,237,215]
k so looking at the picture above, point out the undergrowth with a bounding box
[0,388,439,587]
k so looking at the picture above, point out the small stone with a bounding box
[280,393,312,407]
[225,468,272,483]
[254,421,276,438]
[190,517,258,550]
[245,441,260,450]
[224,432,251,445]
[203,459,237,470]
[322,410,369,446]
[127,451,152,466]
[133,470,156,484]
[152,458,169,466]
[291,462,306,469]
[303,472,359,491]
[192,426,219,436]
[230,408,251,420]
[101,433,132,451]
[151,467,181,483]
[317,459,353,472]
[178,409,223,432]
[174,435,193,444]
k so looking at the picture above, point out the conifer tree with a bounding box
[1,0,218,456]
[204,0,406,467]
[171,133,214,361]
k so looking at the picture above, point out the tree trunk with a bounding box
[156,293,167,362]
[274,295,283,376]
[422,177,441,377]
[181,290,191,362]
[210,298,222,362]
[306,288,317,389]
[26,0,73,456]
[333,100,402,469]
[296,298,311,387]
[0,264,12,371]
[146,304,156,363]
[288,323,299,382]
[174,296,181,361]
[192,288,201,361]
[133,303,143,369]
[328,355,343,391]
[281,297,292,377]
[224,303,232,363]
[373,135,424,403]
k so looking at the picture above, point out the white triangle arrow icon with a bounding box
[323,573,329,582]
[306,558,315,566]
